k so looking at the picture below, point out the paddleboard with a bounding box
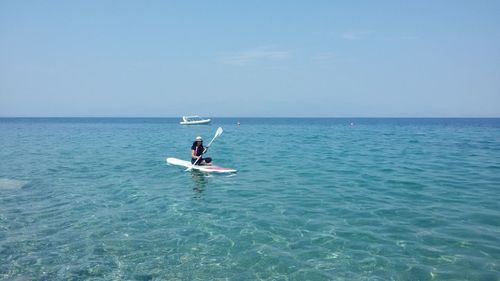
[166,158,237,173]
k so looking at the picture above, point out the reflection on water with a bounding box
[191,170,207,195]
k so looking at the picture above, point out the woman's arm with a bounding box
[191,149,199,159]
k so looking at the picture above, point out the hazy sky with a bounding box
[1,1,499,117]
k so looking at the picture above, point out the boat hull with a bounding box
[180,119,211,125]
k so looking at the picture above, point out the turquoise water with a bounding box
[1,118,499,280]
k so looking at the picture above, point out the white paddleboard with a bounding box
[166,158,237,173]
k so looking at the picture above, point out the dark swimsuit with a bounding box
[191,144,212,165]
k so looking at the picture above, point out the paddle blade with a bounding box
[215,127,223,137]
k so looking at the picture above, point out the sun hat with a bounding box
[195,136,203,141]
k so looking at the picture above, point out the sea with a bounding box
[0,118,499,281]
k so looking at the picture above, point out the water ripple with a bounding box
[0,118,499,280]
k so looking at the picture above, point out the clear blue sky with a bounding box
[1,1,499,117]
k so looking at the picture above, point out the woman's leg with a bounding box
[202,157,212,165]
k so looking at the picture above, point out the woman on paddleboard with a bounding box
[191,136,212,165]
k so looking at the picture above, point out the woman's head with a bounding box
[193,136,203,146]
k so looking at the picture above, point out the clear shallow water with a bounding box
[0,118,499,280]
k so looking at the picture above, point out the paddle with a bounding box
[186,127,223,171]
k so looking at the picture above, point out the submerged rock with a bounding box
[0,178,28,190]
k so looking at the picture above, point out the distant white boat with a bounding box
[180,115,211,125]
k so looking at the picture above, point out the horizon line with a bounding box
[1,116,500,119]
